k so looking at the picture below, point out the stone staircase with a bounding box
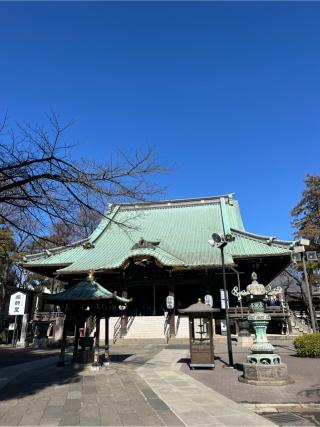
[175,315,189,338]
[288,312,312,335]
[100,315,190,342]
[125,316,166,339]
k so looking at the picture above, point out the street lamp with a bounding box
[208,232,235,367]
[291,239,318,332]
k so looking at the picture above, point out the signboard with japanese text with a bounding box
[9,292,26,316]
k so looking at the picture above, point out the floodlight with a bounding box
[291,252,302,263]
[293,245,305,253]
[314,235,320,245]
[212,233,222,243]
[299,238,310,246]
[306,251,318,262]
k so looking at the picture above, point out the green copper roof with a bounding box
[24,195,292,275]
[45,278,132,303]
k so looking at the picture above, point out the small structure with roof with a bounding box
[45,270,131,368]
[179,299,220,369]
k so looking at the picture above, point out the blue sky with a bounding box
[1,2,319,240]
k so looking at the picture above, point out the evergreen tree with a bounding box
[291,175,320,250]
[291,175,320,291]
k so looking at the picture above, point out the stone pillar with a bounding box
[18,314,29,347]
[91,315,100,370]
[57,307,68,367]
[72,319,80,363]
[54,315,64,343]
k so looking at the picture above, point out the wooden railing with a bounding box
[227,306,290,318]
[33,311,65,322]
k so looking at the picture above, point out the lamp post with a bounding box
[208,233,234,367]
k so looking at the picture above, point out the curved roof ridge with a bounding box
[88,205,121,244]
[25,238,89,261]
[114,194,235,209]
[231,228,292,246]
[45,279,131,303]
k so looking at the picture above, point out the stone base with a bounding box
[75,349,94,364]
[239,362,294,386]
[90,364,101,371]
[33,337,49,349]
[237,336,254,347]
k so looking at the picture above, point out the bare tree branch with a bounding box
[0,111,168,245]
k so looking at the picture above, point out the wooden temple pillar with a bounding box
[57,304,68,367]
[104,316,110,366]
[152,283,156,316]
[120,290,128,336]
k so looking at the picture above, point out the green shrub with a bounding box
[293,333,320,358]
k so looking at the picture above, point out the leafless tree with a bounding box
[0,111,166,244]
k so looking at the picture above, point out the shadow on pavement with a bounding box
[109,353,133,363]
[297,385,320,400]
[0,362,86,402]
[0,346,60,368]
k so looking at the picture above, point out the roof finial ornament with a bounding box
[87,269,95,281]
[138,237,145,247]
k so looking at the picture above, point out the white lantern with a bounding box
[166,295,174,309]
[204,294,213,308]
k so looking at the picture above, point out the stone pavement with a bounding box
[137,348,275,426]
[0,341,276,426]
[182,339,320,405]
[0,346,60,368]
[0,353,64,392]
[0,346,182,426]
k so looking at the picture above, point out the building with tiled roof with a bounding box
[23,194,292,324]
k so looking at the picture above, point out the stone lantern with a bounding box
[232,273,293,385]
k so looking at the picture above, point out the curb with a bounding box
[241,403,320,413]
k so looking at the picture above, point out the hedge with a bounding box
[293,333,320,358]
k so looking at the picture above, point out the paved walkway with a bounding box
[137,348,275,426]
[0,355,182,426]
[0,343,275,426]
[0,346,60,368]
[0,354,65,392]
[182,340,320,405]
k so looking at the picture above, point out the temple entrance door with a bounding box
[128,284,169,316]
